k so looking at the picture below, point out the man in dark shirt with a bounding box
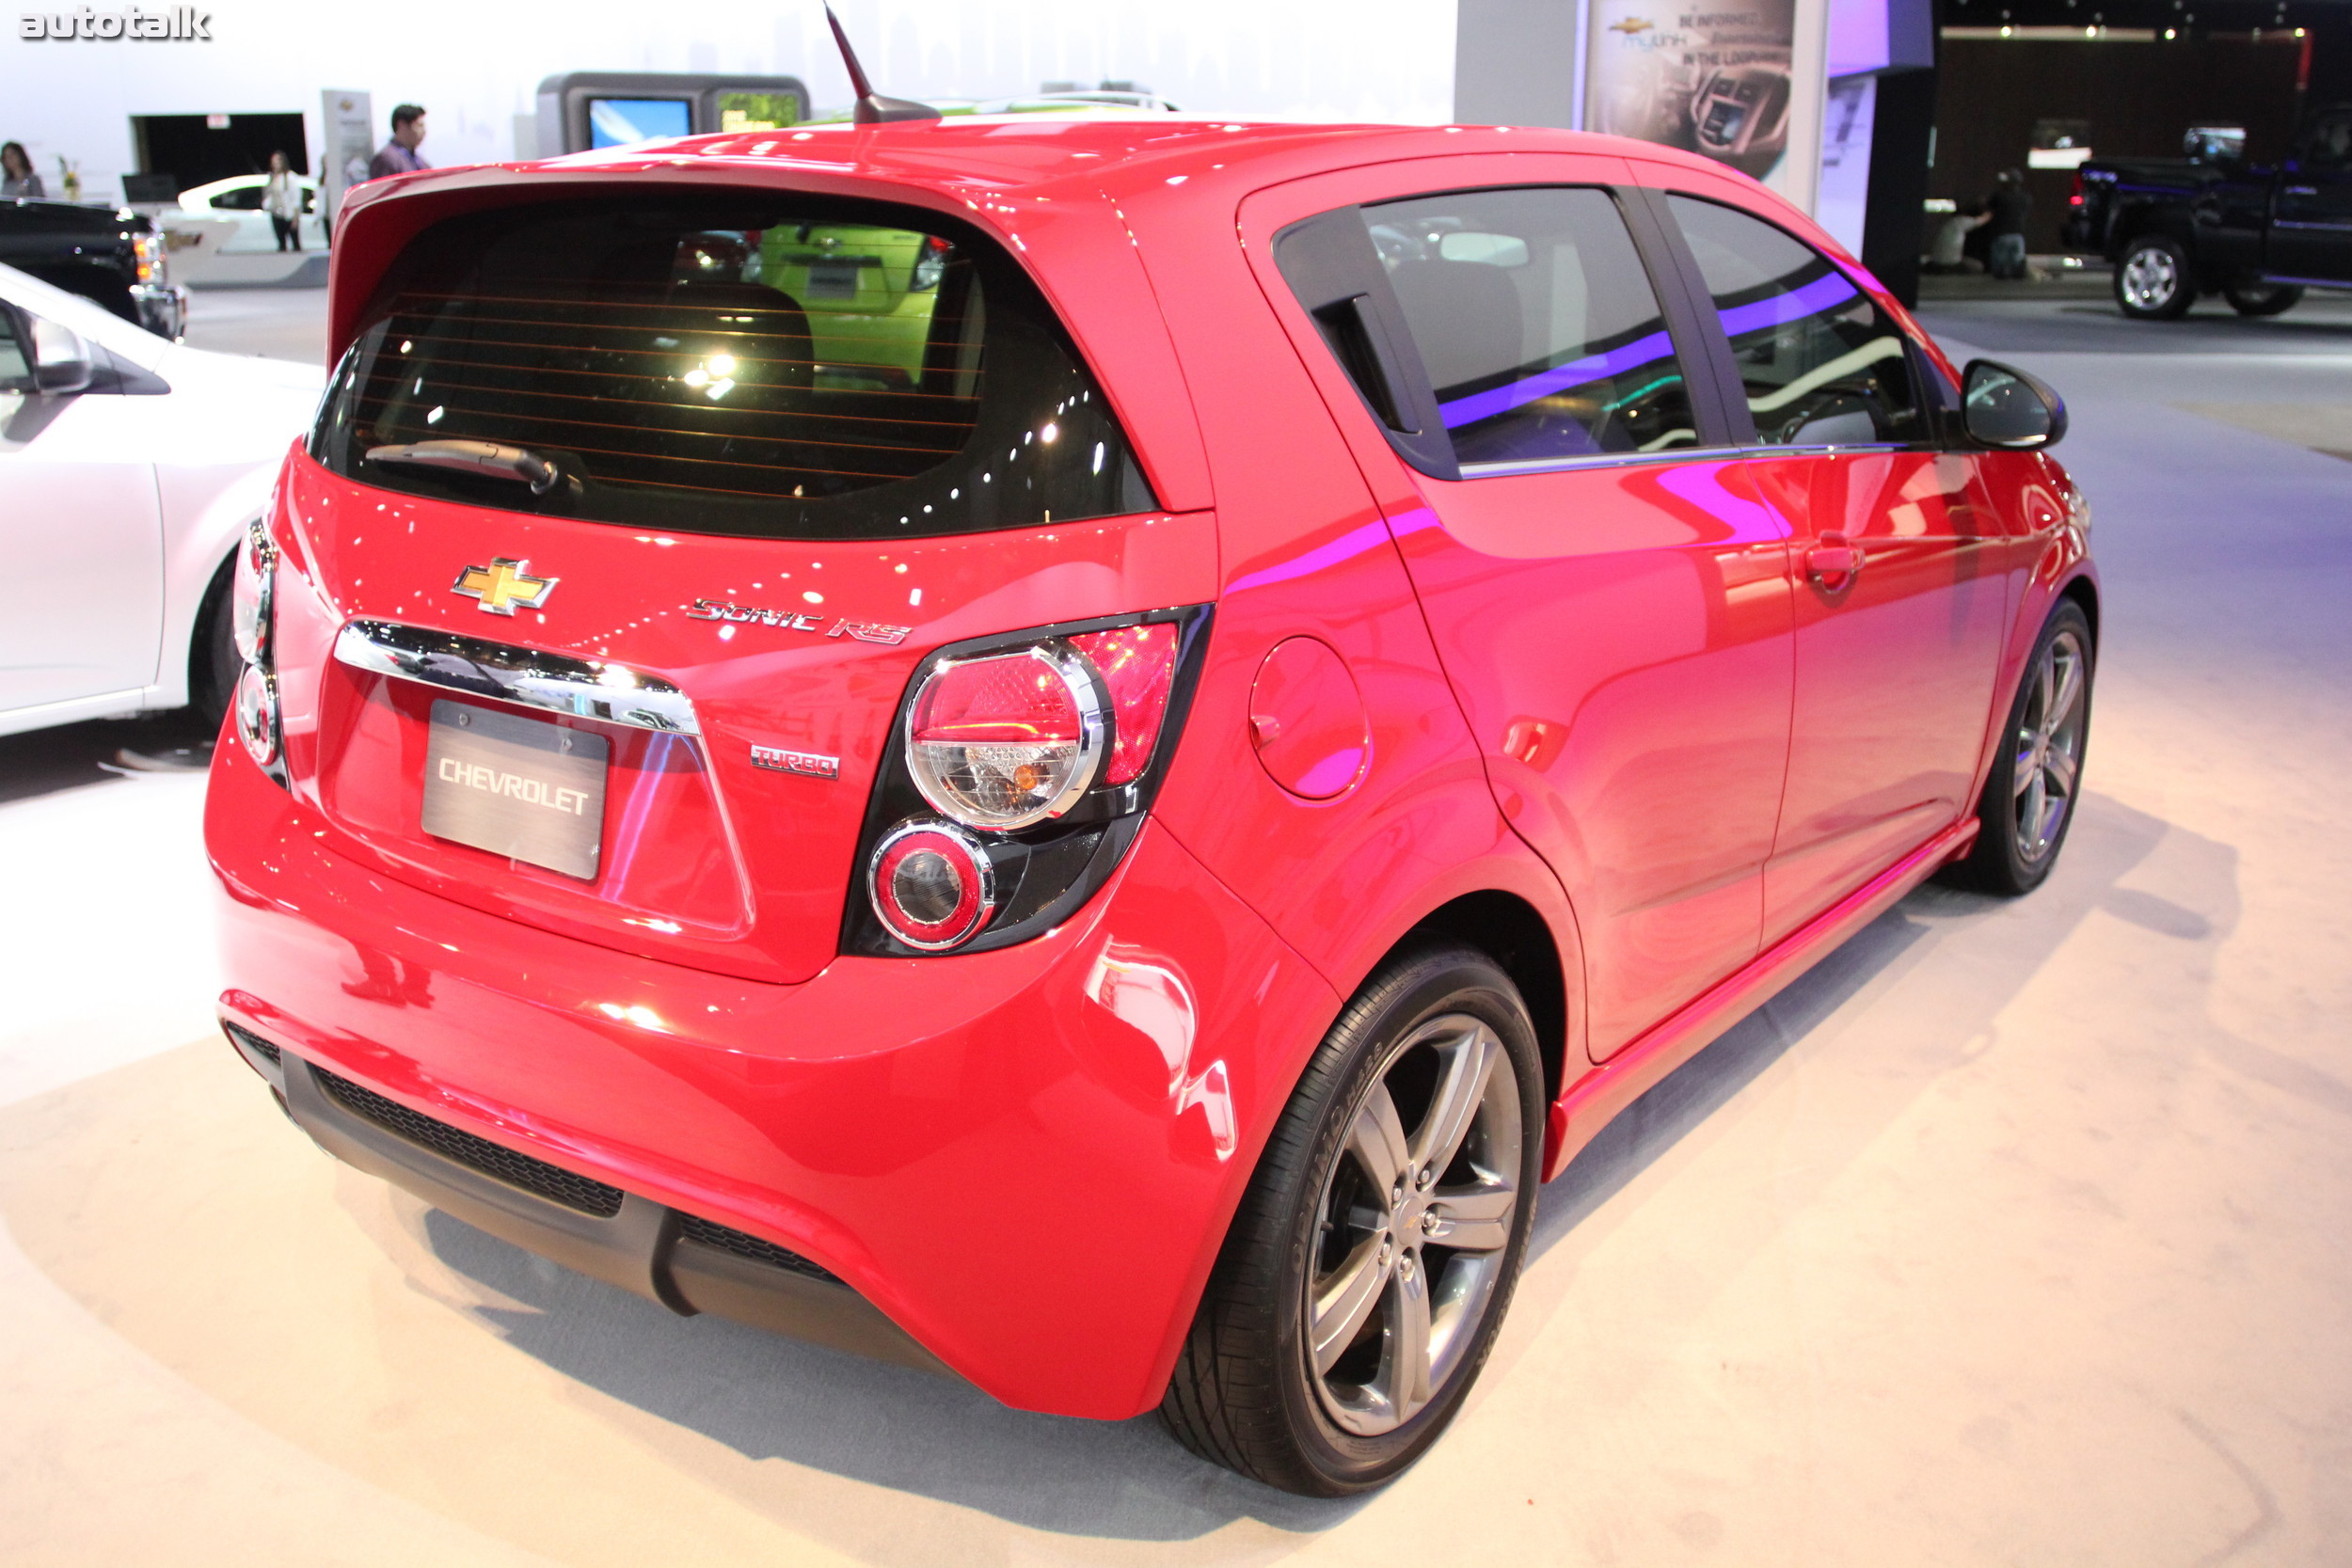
[367,104,430,182]
[1987,168,2032,280]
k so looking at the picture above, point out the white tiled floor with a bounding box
[2,290,2348,1564]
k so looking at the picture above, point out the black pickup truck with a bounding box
[0,198,186,340]
[2068,106,2352,320]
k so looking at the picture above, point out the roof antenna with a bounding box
[826,6,941,125]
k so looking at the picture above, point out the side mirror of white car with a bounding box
[28,313,96,396]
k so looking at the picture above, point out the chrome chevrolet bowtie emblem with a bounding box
[453,558,558,616]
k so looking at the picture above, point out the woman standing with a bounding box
[1,143,45,199]
[262,150,302,250]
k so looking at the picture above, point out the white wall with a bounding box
[3,0,1456,203]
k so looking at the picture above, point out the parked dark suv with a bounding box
[2070,107,2352,320]
[0,198,186,339]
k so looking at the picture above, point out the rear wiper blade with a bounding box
[367,439,568,497]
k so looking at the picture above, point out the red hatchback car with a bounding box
[207,117,2095,1495]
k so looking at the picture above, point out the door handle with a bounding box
[1805,532,1863,587]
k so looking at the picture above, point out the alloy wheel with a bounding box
[1306,1013,1522,1437]
[2011,627,2088,865]
[2121,247,2180,312]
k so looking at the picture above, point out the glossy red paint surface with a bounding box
[209,118,2096,1418]
[1248,637,1371,800]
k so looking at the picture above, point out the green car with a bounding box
[753,223,952,388]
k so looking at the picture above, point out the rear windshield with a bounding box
[310,194,1155,540]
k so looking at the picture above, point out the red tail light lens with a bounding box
[868,821,994,949]
[230,518,276,665]
[908,647,1106,830]
[1069,623,1178,786]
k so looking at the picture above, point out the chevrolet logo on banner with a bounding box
[453,559,559,616]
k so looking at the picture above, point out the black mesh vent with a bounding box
[676,1212,840,1283]
[315,1066,626,1218]
[223,1022,281,1067]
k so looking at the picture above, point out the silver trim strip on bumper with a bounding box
[333,619,702,736]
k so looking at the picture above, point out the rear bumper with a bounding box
[228,1022,945,1373]
[205,734,1339,1418]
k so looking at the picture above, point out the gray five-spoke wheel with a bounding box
[2012,626,2088,865]
[2120,247,2180,312]
[1307,1013,1521,1437]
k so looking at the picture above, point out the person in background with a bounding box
[1928,199,1990,274]
[367,104,430,182]
[1,142,44,199]
[1986,168,2032,281]
[262,150,303,250]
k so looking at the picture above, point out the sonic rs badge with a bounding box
[453,559,559,616]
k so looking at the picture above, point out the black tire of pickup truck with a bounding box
[2114,236,2196,320]
[2225,282,2303,317]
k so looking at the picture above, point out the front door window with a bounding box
[1669,193,1925,449]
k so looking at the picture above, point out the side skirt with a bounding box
[1540,817,1978,1180]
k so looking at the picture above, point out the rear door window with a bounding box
[1360,186,1700,467]
[310,195,1155,540]
[1667,195,1925,449]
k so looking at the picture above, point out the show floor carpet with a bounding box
[1,291,2346,1565]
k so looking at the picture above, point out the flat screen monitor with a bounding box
[588,98,692,148]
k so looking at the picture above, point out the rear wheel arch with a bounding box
[187,543,242,730]
[1396,891,1570,1110]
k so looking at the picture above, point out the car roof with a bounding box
[181,172,317,198]
[357,117,1744,213]
[326,118,1820,372]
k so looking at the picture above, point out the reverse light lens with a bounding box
[907,646,1106,831]
[868,821,994,949]
[1069,623,1179,786]
[230,518,276,665]
[234,664,280,767]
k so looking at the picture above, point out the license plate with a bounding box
[421,699,608,879]
[805,257,863,299]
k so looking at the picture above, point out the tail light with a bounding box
[849,607,1211,956]
[230,518,275,664]
[230,517,286,780]
[133,232,162,284]
[908,647,1107,830]
[234,665,280,767]
[868,821,995,949]
[2068,172,2084,209]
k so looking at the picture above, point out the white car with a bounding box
[176,174,330,253]
[0,262,324,738]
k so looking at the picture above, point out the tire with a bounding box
[187,553,241,735]
[2114,235,2195,320]
[1160,944,1544,1496]
[2224,281,2303,317]
[1940,601,2093,897]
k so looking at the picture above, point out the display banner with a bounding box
[1585,0,1794,178]
[1584,0,1829,211]
[320,88,373,233]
